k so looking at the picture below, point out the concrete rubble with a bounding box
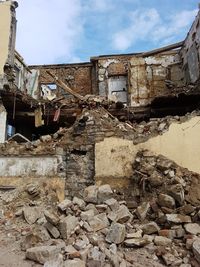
[0,145,200,266]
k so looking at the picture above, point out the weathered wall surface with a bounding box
[65,148,95,197]
[0,156,61,177]
[180,10,200,84]
[95,52,183,107]
[14,52,32,94]
[95,116,200,180]
[29,63,93,98]
[0,1,17,79]
[0,154,66,201]
[0,1,12,76]
[95,56,129,100]
[129,52,181,107]
[0,104,7,143]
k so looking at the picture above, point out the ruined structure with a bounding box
[1,1,200,266]
[0,0,199,192]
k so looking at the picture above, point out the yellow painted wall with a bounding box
[0,1,12,75]
[95,116,200,178]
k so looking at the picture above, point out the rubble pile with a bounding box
[130,150,200,266]
[0,151,200,266]
[1,108,199,156]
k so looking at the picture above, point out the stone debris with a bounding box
[184,223,200,235]
[1,150,200,266]
[97,184,113,203]
[23,206,41,225]
[166,214,191,224]
[59,215,79,239]
[124,238,149,247]
[158,194,176,209]
[141,222,160,234]
[44,210,60,226]
[136,202,150,220]
[192,239,200,263]
[105,223,126,244]
[154,236,172,246]
[57,199,72,211]
[83,185,98,204]
[88,213,109,231]
[26,245,64,264]
[44,222,60,239]
[65,259,86,267]
[43,254,64,267]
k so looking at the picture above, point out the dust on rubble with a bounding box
[0,152,200,267]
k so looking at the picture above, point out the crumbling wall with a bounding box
[129,52,182,107]
[180,10,200,84]
[0,1,17,86]
[95,52,183,107]
[0,146,66,200]
[29,63,93,99]
[65,147,95,197]
[95,115,200,185]
[94,55,129,102]
[14,51,32,94]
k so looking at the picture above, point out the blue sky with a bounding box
[16,0,199,65]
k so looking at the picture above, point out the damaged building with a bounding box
[0,0,200,199]
[1,1,200,266]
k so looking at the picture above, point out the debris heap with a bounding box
[0,150,200,266]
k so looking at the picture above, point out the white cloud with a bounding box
[152,9,198,42]
[112,8,160,50]
[112,8,198,51]
[82,0,116,15]
[84,0,114,12]
[16,0,83,65]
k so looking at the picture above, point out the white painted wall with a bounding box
[0,156,59,177]
[0,106,7,143]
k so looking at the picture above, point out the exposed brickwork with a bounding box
[30,63,93,96]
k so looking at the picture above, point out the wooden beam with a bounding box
[16,112,35,116]
[141,41,184,57]
[46,71,84,101]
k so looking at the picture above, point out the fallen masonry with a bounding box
[1,2,200,266]
[0,150,200,266]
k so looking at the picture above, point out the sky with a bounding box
[15,0,199,65]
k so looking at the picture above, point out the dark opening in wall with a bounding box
[71,149,87,155]
[150,94,200,118]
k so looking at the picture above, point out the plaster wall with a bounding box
[0,156,61,177]
[0,153,66,201]
[0,105,7,143]
[95,116,200,179]
[0,1,12,75]
[129,53,179,107]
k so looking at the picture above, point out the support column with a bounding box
[0,103,7,143]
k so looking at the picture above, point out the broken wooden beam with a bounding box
[46,71,84,101]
